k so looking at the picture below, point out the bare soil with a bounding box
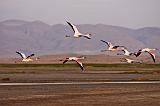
[0,83,160,106]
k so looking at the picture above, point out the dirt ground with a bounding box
[0,67,160,106]
[0,83,160,106]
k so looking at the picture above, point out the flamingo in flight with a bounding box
[16,51,35,62]
[135,48,158,63]
[63,56,85,71]
[100,40,125,52]
[120,58,142,64]
[117,48,137,56]
[66,21,91,39]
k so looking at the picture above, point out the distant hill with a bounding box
[0,19,160,57]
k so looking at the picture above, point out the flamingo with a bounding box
[120,58,142,64]
[135,48,158,63]
[117,48,137,56]
[66,21,91,39]
[63,56,85,70]
[16,51,35,62]
[100,40,125,52]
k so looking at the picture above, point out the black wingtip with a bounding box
[31,54,35,56]
[83,36,91,39]
[152,57,156,63]
[100,40,107,43]
[80,66,84,71]
[63,60,68,64]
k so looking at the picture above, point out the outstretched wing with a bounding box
[83,35,91,39]
[75,60,84,71]
[113,46,125,50]
[147,51,156,63]
[66,21,81,34]
[26,54,35,59]
[135,51,142,57]
[16,51,26,59]
[63,60,68,64]
[121,49,128,53]
[100,40,112,47]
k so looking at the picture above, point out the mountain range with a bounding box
[0,19,160,57]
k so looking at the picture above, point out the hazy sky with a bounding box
[0,0,160,28]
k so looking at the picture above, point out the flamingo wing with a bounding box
[75,60,84,71]
[100,40,111,47]
[63,59,69,64]
[66,21,81,34]
[26,54,35,59]
[16,51,26,59]
[113,46,125,50]
[83,35,91,39]
[135,51,142,57]
[147,51,156,63]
